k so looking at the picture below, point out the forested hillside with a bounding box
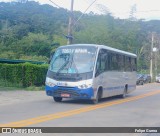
[0,1,160,72]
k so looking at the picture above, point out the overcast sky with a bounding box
[1,0,160,20]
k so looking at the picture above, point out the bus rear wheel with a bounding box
[53,97,62,102]
[120,87,127,98]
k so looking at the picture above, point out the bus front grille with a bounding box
[53,90,80,97]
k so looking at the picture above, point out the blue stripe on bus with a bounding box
[104,85,136,91]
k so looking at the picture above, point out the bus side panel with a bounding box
[92,71,136,99]
[125,71,137,93]
[93,71,123,98]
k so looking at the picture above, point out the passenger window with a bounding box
[110,53,118,70]
[117,55,125,71]
[131,58,137,71]
[95,49,108,76]
[125,56,131,71]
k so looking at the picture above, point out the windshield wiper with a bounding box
[56,60,70,75]
[68,51,78,74]
[56,51,79,75]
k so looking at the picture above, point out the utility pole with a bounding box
[150,32,154,81]
[155,49,157,78]
[67,0,74,45]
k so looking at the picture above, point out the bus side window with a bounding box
[125,56,131,71]
[117,54,124,71]
[95,49,108,76]
[135,58,137,71]
[131,58,137,71]
[110,53,118,70]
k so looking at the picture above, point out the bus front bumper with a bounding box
[45,85,94,99]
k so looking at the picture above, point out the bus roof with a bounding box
[59,44,137,58]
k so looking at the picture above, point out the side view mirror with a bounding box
[95,70,100,77]
[48,59,51,64]
[48,53,54,64]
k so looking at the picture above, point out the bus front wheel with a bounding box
[92,90,101,104]
[53,97,62,102]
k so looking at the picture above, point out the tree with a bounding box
[129,4,137,21]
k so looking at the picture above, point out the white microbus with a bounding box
[45,44,137,104]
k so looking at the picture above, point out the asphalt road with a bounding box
[0,83,160,136]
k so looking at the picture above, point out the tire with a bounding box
[120,87,127,98]
[92,90,101,104]
[140,81,144,85]
[53,97,62,102]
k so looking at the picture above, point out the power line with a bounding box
[66,0,98,44]
[67,0,97,43]
[48,0,61,8]
[48,0,76,43]
[73,0,97,26]
[109,10,160,15]
[137,10,160,13]
[48,0,76,20]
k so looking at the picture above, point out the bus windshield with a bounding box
[49,46,97,74]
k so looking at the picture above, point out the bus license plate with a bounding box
[61,93,70,97]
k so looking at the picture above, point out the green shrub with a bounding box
[0,63,48,87]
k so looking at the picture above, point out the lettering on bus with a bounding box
[62,49,88,54]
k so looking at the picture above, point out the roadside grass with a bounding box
[0,79,45,91]
[0,86,45,91]
[0,86,23,91]
[25,86,45,91]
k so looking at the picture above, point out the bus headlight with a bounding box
[45,77,56,87]
[45,81,55,87]
[78,84,92,89]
